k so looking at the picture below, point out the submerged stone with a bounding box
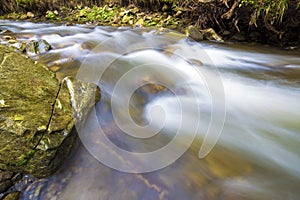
[0,44,100,178]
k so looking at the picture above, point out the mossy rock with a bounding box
[0,44,100,178]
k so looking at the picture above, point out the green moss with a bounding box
[10,149,36,167]
[0,45,100,177]
[0,12,20,19]
[74,5,119,22]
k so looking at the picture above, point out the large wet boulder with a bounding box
[0,44,100,178]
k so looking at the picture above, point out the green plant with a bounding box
[240,0,288,25]
[75,5,119,22]
[46,11,58,20]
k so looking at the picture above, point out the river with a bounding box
[1,20,300,200]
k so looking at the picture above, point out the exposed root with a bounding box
[220,0,230,8]
[221,0,241,19]
[234,17,240,32]
[264,18,285,39]
[214,15,223,30]
[249,9,258,26]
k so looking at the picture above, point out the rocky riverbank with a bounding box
[0,0,299,47]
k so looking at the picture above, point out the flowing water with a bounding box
[1,20,300,200]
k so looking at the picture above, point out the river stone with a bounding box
[27,12,35,18]
[0,44,100,178]
[25,39,51,55]
[200,28,224,42]
[185,25,204,41]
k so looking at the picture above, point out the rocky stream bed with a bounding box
[0,20,300,200]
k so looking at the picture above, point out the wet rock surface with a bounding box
[0,170,22,200]
[0,44,100,183]
[185,26,224,42]
[185,25,204,41]
[23,39,52,55]
[0,31,52,56]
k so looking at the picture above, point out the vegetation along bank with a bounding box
[0,0,299,47]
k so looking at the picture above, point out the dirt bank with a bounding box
[0,1,299,47]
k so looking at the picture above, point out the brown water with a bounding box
[1,20,300,200]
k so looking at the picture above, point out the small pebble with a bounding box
[2,36,12,40]
[27,12,35,18]
[50,66,61,72]
[7,40,18,44]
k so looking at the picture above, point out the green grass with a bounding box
[15,0,35,7]
[240,0,289,25]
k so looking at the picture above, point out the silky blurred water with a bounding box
[1,20,300,200]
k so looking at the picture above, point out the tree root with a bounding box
[219,0,230,8]
[221,0,241,19]
[234,17,240,32]
[264,19,285,39]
